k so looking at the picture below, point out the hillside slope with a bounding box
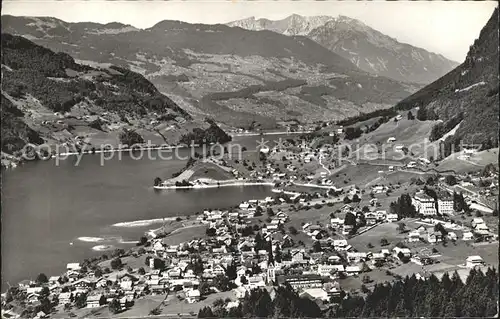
[393,7,499,149]
[1,15,419,128]
[228,15,459,84]
[1,34,230,159]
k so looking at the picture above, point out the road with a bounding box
[318,154,331,175]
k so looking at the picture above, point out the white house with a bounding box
[393,247,411,259]
[246,275,266,289]
[332,240,348,251]
[472,218,485,228]
[86,294,104,308]
[386,214,399,222]
[466,256,485,268]
[330,218,344,228]
[66,263,81,271]
[408,230,421,243]
[462,232,474,241]
[317,264,344,277]
[186,289,201,303]
[48,276,60,286]
[345,266,361,276]
[239,202,250,210]
[376,210,387,220]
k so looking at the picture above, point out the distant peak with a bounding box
[336,15,365,25]
[149,19,189,30]
[227,16,256,24]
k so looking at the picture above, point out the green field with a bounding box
[437,148,499,173]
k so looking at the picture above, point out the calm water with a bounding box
[1,135,288,290]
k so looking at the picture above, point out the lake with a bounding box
[1,134,292,290]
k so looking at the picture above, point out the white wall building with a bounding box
[438,197,454,215]
[412,192,437,216]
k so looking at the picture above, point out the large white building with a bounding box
[437,196,454,215]
[412,192,437,216]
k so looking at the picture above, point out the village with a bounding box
[2,126,498,319]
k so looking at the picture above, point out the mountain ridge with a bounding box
[228,14,459,84]
[395,7,499,150]
[1,15,419,128]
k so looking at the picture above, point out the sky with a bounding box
[2,1,498,62]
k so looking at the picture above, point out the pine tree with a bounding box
[275,245,282,263]
[255,290,273,318]
[443,298,457,317]
[197,306,214,318]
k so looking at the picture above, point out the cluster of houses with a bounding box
[7,168,496,318]
[330,204,398,232]
[15,263,142,313]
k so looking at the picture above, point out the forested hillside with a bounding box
[1,94,44,153]
[1,34,189,117]
[1,34,229,160]
[327,8,498,152]
[393,7,499,149]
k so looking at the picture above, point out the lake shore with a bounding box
[154,180,275,190]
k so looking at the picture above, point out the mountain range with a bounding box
[1,9,498,159]
[1,15,420,129]
[227,15,460,84]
